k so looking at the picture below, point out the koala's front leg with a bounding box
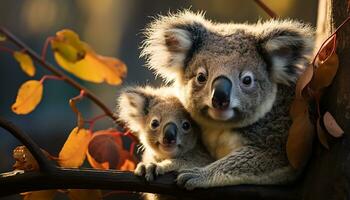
[177,146,293,190]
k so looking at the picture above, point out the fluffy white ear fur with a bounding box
[141,10,208,83]
[117,89,148,133]
[258,20,314,85]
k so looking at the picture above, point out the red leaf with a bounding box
[323,112,344,138]
[318,34,336,63]
[86,129,136,170]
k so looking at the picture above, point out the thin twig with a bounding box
[0,27,118,123]
[253,0,278,18]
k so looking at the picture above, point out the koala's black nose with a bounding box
[211,76,232,110]
[163,123,177,145]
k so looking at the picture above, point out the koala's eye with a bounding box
[150,118,160,130]
[196,72,207,84]
[181,120,191,131]
[240,72,254,87]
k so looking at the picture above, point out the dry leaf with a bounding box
[67,189,102,200]
[12,80,43,114]
[295,65,313,99]
[13,51,36,77]
[317,118,329,149]
[12,146,39,171]
[59,127,92,168]
[323,112,344,138]
[22,190,56,200]
[310,53,339,90]
[287,111,315,169]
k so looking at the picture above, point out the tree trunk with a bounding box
[302,0,350,199]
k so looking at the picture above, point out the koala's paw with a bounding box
[177,168,210,190]
[154,164,170,176]
[134,162,146,176]
[134,162,157,181]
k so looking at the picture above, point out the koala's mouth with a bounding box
[204,106,236,121]
[157,142,179,155]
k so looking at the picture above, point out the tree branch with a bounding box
[0,169,300,200]
[0,27,118,123]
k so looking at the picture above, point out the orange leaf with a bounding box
[286,111,315,169]
[12,80,43,114]
[13,51,36,77]
[295,65,313,99]
[67,189,102,200]
[323,112,344,138]
[317,118,329,149]
[310,53,339,90]
[58,127,92,168]
[119,154,136,171]
[22,190,56,200]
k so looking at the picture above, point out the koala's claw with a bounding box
[177,168,207,190]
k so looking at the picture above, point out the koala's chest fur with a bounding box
[201,128,245,159]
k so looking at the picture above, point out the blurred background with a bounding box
[0,0,317,199]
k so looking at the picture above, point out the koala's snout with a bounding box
[211,76,232,110]
[163,122,177,145]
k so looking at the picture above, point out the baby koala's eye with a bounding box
[150,118,160,130]
[181,120,191,132]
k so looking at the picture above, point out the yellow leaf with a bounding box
[22,190,56,200]
[52,29,127,85]
[54,52,126,85]
[98,55,127,85]
[51,29,87,62]
[0,33,6,41]
[67,189,102,200]
[59,127,92,168]
[13,51,36,77]
[12,80,43,114]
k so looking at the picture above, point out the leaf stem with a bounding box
[0,45,15,54]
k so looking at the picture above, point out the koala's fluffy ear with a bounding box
[141,10,208,82]
[258,20,314,85]
[117,87,152,133]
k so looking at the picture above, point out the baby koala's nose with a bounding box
[163,122,177,145]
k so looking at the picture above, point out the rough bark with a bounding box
[302,0,350,199]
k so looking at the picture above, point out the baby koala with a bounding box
[117,86,212,181]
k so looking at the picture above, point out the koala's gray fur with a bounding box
[117,86,213,198]
[141,10,314,190]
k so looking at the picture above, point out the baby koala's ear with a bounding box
[258,20,314,85]
[117,88,152,133]
[141,10,208,82]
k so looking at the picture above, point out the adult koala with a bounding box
[141,10,314,190]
